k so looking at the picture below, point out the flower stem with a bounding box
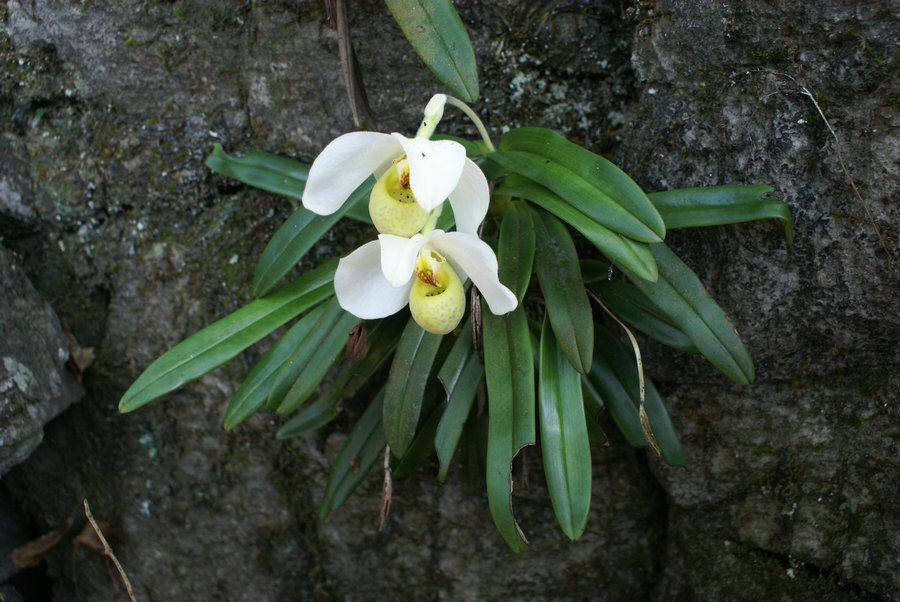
[446,96,495,152]
[421,204,443,234]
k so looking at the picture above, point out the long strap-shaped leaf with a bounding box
[590,327,686,467]
[206,143,309,201]
[384,0,479,102]
[590,280,698,353]
[649,185,792,244]
[538,315,591,540]
[497,201,535,302]
[275,308,361,416]
[482,304,534,552]
[435,322,482,481]
[253,178,373,296]
[532,209,594,373]
[627,244,754,384]
[383,318,444,459]
[266,297,347,410]
[223,302,329,430]
[118,259,337,413]
[206,144,374,295]
[497,177,658,282]
[319,390,386,520]
[494,127,664,242]
[275,314,407,439]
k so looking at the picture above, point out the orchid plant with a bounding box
[118,1,792,551]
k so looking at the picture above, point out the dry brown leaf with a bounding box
[8,528,66,568]
[345,323,368,364]
[63,328,95,381]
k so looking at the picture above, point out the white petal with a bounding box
[377,232,433,287]
[303,132,400,215]
[429,232,518,315]
[335,241,411,319]
[448,158,489,235]
[393,134,466,212]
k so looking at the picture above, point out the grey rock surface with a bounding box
[0,0,896,600]
[0,247,83,475]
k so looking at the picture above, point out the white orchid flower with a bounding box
[301,96,489,237]
[334,230,518,335]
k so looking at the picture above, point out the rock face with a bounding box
[0,247,83,475]
[0,0,897,600]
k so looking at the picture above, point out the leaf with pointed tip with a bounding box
[588,327,686,467]
[538,315,591,540]
[626,244,754,384]
[276,395,342,439]
[482,303,534,552]
[532,209,593,373]
[649,185,792,244]
[263,297,358,413]
[275,313,408,438]
[205,143,309,202]
[435,327,483,482]
[384,0,479,102]
[118,260,337,413]
[590,280,698,354]
[319,390,386,520]
[224,302,328,430]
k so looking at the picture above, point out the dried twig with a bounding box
[324,0,376,128]
[378,445,393,531]
[83,500,136,602]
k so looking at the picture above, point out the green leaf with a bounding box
[497,201,535,302]
[590,279,698,353]
[531,209,593,373]
[579,259,612,285]
[205,143,309,202]
[319,390,386,520]
[384,0,479,102]
[253,178,373,296]
[277,304,359,416]
[276,313,408,438]
[382,319,444,458]
[495,127,665,242]
[223,302,329,430]
[482,303,535,552]
[591,327,686,467]
[649,185,792,244]
[626,244,754,384]
[434,320,483,481]
[583,353,644,448]
[392,386,446,478]
[458,407,488,494]
[497,177,658,282]
[322,313,408,402]
[538,315,591,539]
[118,260,337,413]
[266,297,361,415]
[276,395,342,439]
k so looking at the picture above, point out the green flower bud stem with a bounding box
[420,204,443,235]
[445,96,495,152]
